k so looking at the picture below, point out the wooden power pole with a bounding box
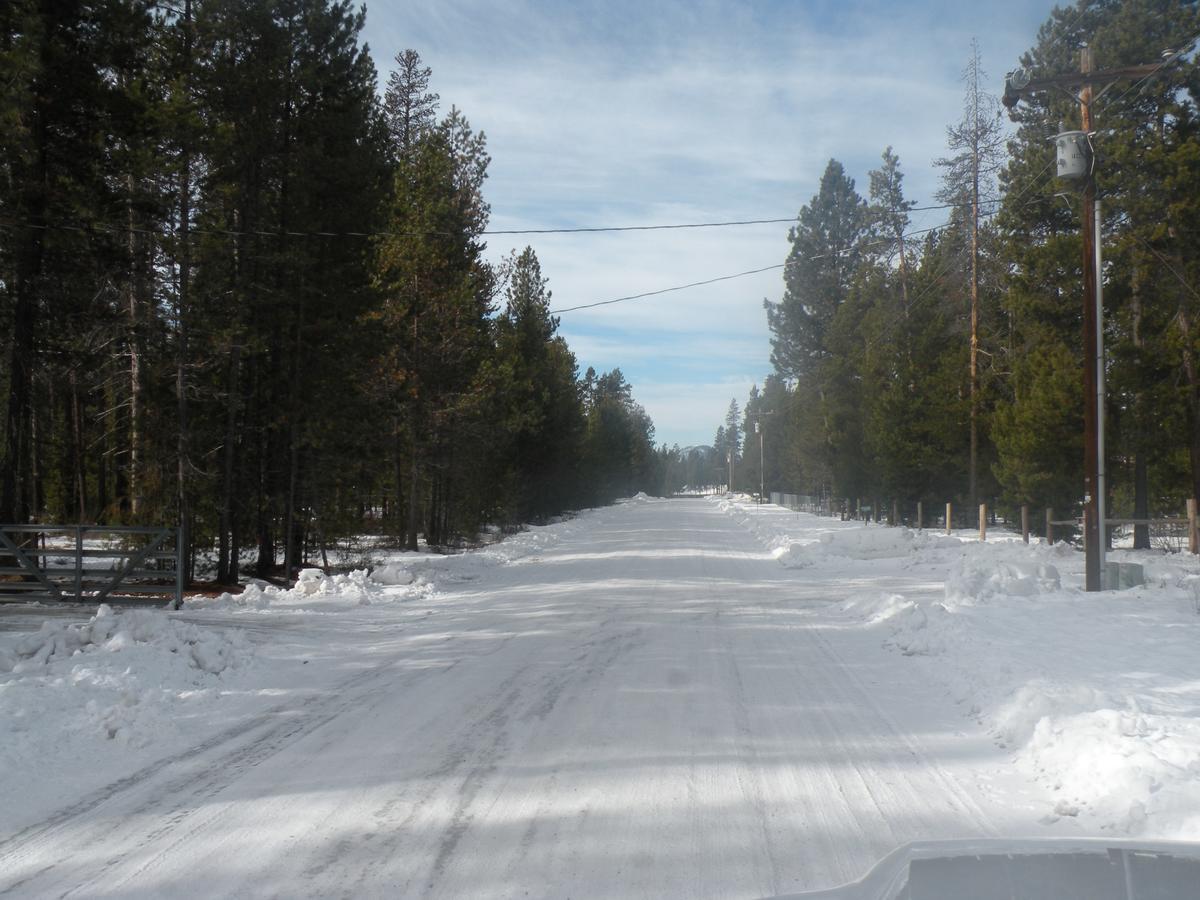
[1003,47,1166,591]
[1079,46,1101,593]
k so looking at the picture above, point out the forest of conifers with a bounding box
[0,1,667,581]
[715,0,1200,545]
[3,0,1200,582]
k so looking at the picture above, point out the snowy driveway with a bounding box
[0,498,1091,897]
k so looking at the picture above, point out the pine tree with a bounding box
[994,0,1200,530]
[765,159,867,500]
[867,147,916,310]
[766,159,866,380]
[492,246,583,521]
[936,38,1005,511]
[372,113,492,549]
[383,48,439,160]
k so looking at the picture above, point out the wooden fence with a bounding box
[768,493,1200,553]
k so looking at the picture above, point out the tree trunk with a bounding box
[392,416,406,539]
[126,174,143,520]
[0,149,44,525]
[283,437,299,579]
[1131,258,1150,550]
[406,444,420,552]
[29,389,41,520]
[1176,305,1200,509]
[175,0,194,585]
[69,370,86,522]
[217,343,241,584]
[256,425,274,579]
[968,147,980,513]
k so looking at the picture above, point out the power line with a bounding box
[550,264,785,314]
[0,199,1010,243]
[1095,28,1200,116]
[489,217,793,234]
[551,222,958,315]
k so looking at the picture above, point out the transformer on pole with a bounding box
[1001,44,1175,590]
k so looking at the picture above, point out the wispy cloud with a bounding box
[363,0,1053,446]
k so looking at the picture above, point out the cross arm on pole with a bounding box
[1003,63,1166,110]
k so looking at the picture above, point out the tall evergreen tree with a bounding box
[937,38,1006,510]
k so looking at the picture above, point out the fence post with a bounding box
[916,501,923,530]
[1189,499,1198,555]
[979,503,987,542]
[945,502,952,536]
[1021,505,1030,544]
[74,525,84,602]
[1046,508,1054,545]
[174,525,184,610]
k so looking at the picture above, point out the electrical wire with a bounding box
[1095,27,1200,117]
[548,223,956,315]
[550,264,785,314]
[0,198,1005,242]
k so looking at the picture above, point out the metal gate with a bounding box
[0,525,183,608]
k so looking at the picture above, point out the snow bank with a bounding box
[0,605,252,785]
[778,526,920,567]
[189,568,389,611]
[838,537,1200,839]
[188,509,592,614]
[712,495,925,567]
[943,543,1061,605]
[0,604,250,677]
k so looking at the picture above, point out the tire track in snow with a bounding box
[301,609,645,899]
[805,624,1000,834]
[0,629,466,897]
[414,622,647,898]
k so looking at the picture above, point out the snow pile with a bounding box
[886,600,955,657]
[0,606,252,763]
[943,544,1061,605]
[837,536,1200,838]
[778,526,919,567]
[1014,694,1200,834]
[191,568,388,611]
[0,604,250,677]
[840,592,959,657]
[370,562,415,586]
[711,494,928,568]
[190,510,593,614]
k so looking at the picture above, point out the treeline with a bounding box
[727,0,1200,538]
[0,1,664,581]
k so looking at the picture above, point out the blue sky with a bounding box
[361,0,1058,447]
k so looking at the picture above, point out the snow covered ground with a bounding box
[719,495,1200,839]
[1,495,1198,897]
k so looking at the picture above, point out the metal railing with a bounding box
[0,525,183,608]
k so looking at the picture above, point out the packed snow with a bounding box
[1,494,1199,897]
[720,495,1200,840]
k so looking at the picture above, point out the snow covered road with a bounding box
[0,496,1172,897]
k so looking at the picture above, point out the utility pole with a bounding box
[1079,45,1101,593]
[1004,47,1166,591]
[755,421,763,506]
